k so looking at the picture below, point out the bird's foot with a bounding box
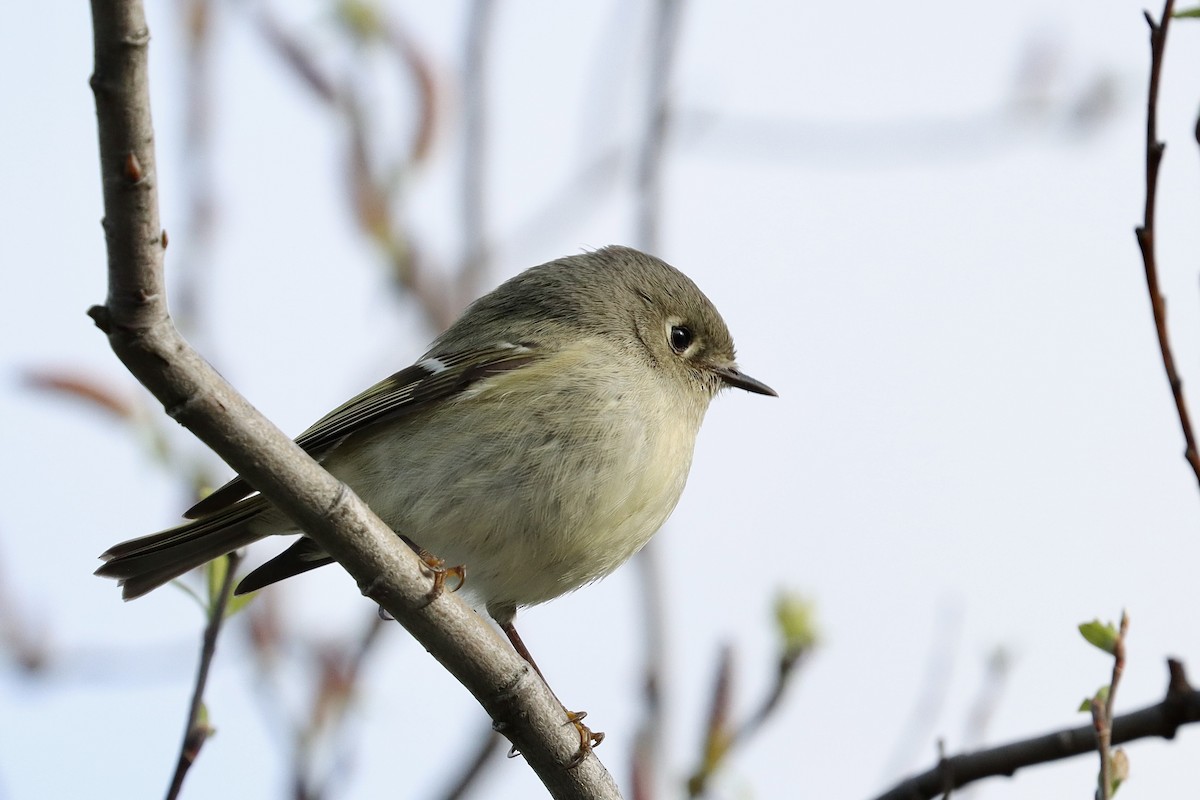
[401,536,466,603]
[565,709,604,769]
[425,557,466,598]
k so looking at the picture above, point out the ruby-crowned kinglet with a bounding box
[97,246,774,743]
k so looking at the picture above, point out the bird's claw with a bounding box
[427,560,466,596]
[565,710,604,769]
[403,538,466,605]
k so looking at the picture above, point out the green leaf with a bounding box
[774,591,819,656]
[1079,684,1110,713]
[337,0,384,40]
[1079,619,1119,654]
[225,590,256,619]
[1174,6,1200,18]
[205,557,229,612]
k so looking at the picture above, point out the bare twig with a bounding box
[872,659,1200,800]
[255,7,458,332]
[1134,0,1200,488]
[881,602,963,780]
[173,0,215,336]
[684,645,734,798]
[685,594,815,797]
[629,537,668,800]
[457,0,495,308]
[165,552,241,800]
[87,4,620,797]
[634,0,684,252]
[290,614,390,800]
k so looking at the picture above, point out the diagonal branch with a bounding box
[87,3,620,798]
[1133,0,1200,489]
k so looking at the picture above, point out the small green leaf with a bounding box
[337,0,384,40]
[206,557,229,610]
[1174,6,1200,18]
[774,592,819,656]
[1079,684,1110,713]
[1079,619,1119,654]
[225,590,256,619]
[196,702,210,728]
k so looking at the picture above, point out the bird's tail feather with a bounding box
[96,497,272,600]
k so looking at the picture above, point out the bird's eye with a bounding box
[669,325,694,354]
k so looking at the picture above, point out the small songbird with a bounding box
[96,245,775,752]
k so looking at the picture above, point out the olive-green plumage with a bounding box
[96,246,775,627]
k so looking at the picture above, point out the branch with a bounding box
[1133,0,1200,488]
[87,3,620,798]
[872,659,1200,800]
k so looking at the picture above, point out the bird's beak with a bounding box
[711,365,777,397]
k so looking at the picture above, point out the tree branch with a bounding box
[87,3,620,797]
[1133,0,1200,488]
[872,659,1200,800]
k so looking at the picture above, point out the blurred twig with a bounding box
[633,0,683,252]
[255,5,457,331]
[165,552,242,800]
[457,0,494,308]
[174,0,216,336]
[0,532,49,674]
[686,593,816,797]
[954,648,1014,800]
[629,2,686,797]
[873,659,1200,800]
[1133,0,1200,489]
[880,601,964,780]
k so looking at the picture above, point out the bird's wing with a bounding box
[184,343,539,518]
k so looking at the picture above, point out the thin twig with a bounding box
[294,613,389,800]
[872,659,1200,800]
[684,645,734,798]
[173,0,215,336]
[1134,0,1200,488]
[1091,612,1130,800]
[458,0,495,308]
[165,552,241,800]
[634,0,684,252]
[686,637,812,797]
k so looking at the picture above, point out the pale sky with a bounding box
[3,2,1200,798]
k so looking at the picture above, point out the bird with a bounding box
[96,245,775,754]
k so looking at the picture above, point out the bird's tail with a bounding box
[96,497,273,600]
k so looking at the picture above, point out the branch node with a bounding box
[124,152,143,182]
[1166,658,1193,700]
[123,26,150,48]
[87,304,112,333]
